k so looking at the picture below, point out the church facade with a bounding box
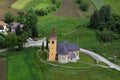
[48,29,80,63]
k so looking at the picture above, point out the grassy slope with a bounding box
[11,0,52,10]
[104,0,120,15]
[46,66,120,80]
[40,51,96,67]
[90,0,120,15]
[37,15,120,60]
[6,47,39,80]
[11,0,32,9]
[90,0,104,9]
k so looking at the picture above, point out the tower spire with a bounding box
[50,28,57,40]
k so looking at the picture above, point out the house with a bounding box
[48,28,80,63]
[11,22,24,33]
[0,21,8,34]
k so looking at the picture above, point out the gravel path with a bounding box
[80,48,120,71]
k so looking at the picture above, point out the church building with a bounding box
[48,28,80,63]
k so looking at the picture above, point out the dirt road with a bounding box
[53,0,80,18]
[0,58,6,80]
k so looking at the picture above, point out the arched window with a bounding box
[52,41,54,44]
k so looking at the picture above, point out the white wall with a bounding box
[58,54,68,63]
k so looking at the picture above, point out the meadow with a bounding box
[1,0,120,80]
[5,14,120,80]
[11,0,52,10]
[4,45,120,80]
[104,0,120,15]
[6,47,39,80]
[90,0,120,15]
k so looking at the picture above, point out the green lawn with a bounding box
[5,14,120,80]
[104,0,120,15]
[37,15,120,64]
[6,47,40,80]
[90,0,104,9]
[39,51,96,67]
[46,66,120,80]
[11,0,52,10]
[90,0,120,15]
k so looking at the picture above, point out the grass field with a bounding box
[104,0,120,15]
[90,0,120,15]
[1,0,120,80]
[11,0,52,10]
[6,47,39,80]
[40,51,96,67]
[90,0,104,10]
[37,15,120,65]
[5,46,120,80]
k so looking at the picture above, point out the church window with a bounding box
[52,41,54,44]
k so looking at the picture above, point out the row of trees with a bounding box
[89,5,120,42]
[35,0,61,16]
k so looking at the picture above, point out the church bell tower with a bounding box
[48,28,57,61]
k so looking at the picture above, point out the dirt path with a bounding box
[0,0,17,19]
[53,0,80,18]
[0,58,6,80]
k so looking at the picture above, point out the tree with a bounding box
[18,11,25,17]
[77,0,81,3]
[96,29,119,42]
[17,11,25,23]
[31,26,38,38]
[16,25,22,35]
[0,34,5,48]
[4,12,14,23]
[80,1,89,11]
[25,9,38,38]
[99,5,111,22]
[4,33,17,49]
[90,10,100,29]
[45,39,49,50]
[42,42,44,50]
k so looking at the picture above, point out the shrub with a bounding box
[35,9,48,16]
[4,12,14,23]
[80,1,89,11]
[0,34,5,48]
[96,30,119,42]
[76,0,82,3]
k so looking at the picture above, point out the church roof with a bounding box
[57,41,79,55]
[0,21,7,26]
[50,28,57,40]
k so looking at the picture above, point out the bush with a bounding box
[76,0,82,3]
[35,0,61,16]
[51,0,61,7]
[96,30,119,42]
[0,34,5,48]
[35,9,48,16]
[4,12,14,23]
[80,1,89,11]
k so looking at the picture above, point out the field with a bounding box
[0,58,6,80]
[54,0,80,18]
[6,47,39,80]
[11,0,52,10]
[0,0,17,19]
[90,0,104,9]
[104,0,120,15]
[4,46,120,80]
[90,0,120,15]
